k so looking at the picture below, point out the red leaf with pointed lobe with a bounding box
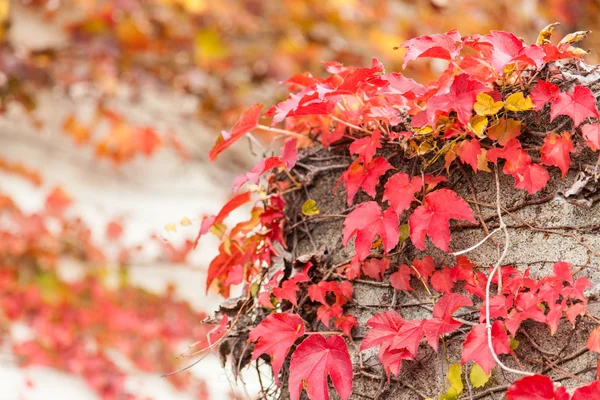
[551,86,599,127]
[249,313,305,385]
[390,265,413,291]
[542,43,584,63]
[573,380,600,399]
[349,130,382,165]
[400,29,462,69]
[282,137,298,170]
[272,280,301,306]
[195,191,253,247]
[209,103,263,160]
[333,315,358,337]
[581,123,600,151]
[514,163,550,194]
[541,132,574,178]
[431,268,454,293]
[587,327,600,353]
[383,172,423,215]
[566,303,586,326]
[506,375,569,400]
[409,189,475,251]
[362,257,390,281]
[233,156,286,192]
[530,80,560,110]
[475,31,544,73]
[488,140,549,194]
[505,293,546,336]
[457,139,484,172]
[553,262,573,284]
[289,334,353,400]
[380,72,426,98]
[337,157,393,206]
[423,293,472,351]
[412,256,435,280]
[343,202,400,263]
[427,74,487,125]
[461,321,511,374]
[361,310,423,376]
[330,58,385,95]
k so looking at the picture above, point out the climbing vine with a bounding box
[196,24,600,399]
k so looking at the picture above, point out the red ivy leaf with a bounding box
[195,191,253,247]
[461,321,511,374]
[581,122,600,151]
[390,265,413,291]
[541,132,574,178]
[457,139,484,172]
[399,29,462,69]
[550,86,599,127]
[427,73,487,125]
[573,381,600,399]
[431,268,454,293]
[337,157,394,206]
[360,310,423,376]
[383,172,424,215]
[362,257,390,281]
[248,313,305,385]
[409,189,475,251]
[209,103,263,161]
[233,156,286,192]
[282,137,299,170]
[475,30,544,73]
[289,334,353,400]
[333,315,358,337]
[412,256,435,281]
[515,163,551,194]
[349,130,382,165]
[343,202,400,263]
[587,327,600,353]
[506,374,569,400]
[530,80,560,110]
[423,293,472,351]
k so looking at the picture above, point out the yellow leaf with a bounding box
[504,92,534,112]
[180,217,192,226]
[560,30,591,45]
[477,149,491,173]
[567,46,591,56]
[164,223,177,232]
[210,222,227,239]
[302,199,320,216]
[487,118,522,145]
[536,22,560,45]
[440,364,463,400]
[474,93,504,116]
[469,363,491,388]
[418,140,435,155]
[399,224,410,243]
[510,337,520,351]
[469,115,488,137]
[415,125,433,136]
[371,237,382,249]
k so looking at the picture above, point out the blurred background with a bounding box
[0,0,597,399]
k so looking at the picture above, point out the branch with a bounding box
[485,165,534,377]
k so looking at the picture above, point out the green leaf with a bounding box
[440,363,463,400]
[302,199,320,216]
[510,337,520,351]
[469,363,491,388]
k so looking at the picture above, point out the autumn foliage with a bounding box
[197,24,600,399]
